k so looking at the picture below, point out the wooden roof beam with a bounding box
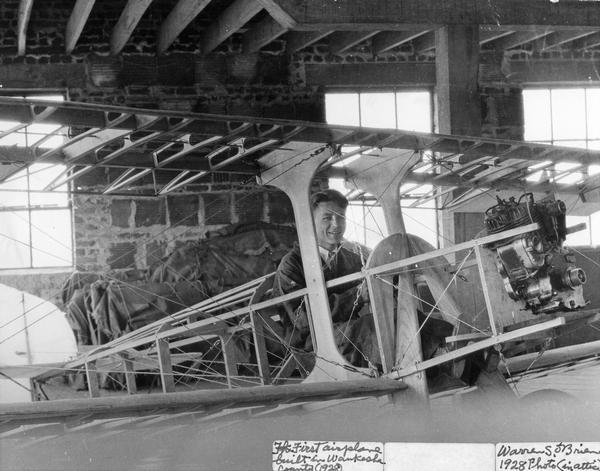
[479,29,514,45]
[268,0,600,30]
[243,15,288,53]
[490,30,554,50]
[372,30,430,55]
[158,0,211,54]
[111,0,153,55]
[412,31,436,54]
[257,0,296,29]
[65,0,96,54]
[17,0,34,56]
[574,31,600,50]
[201,0,263,54]
[285,31,332,53]
[537,30,599,51]
[328,31,379,55]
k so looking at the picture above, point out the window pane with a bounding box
[325,93,359,126]
[523,89,551,141]
[586,88,600,140]
[0,168,29,207]
[0,211,31,268]
[30,210,72,267]
[551,89,586,140]
[360,92,396,128]
[402,199,437,248]
[24,123,63,148]
[591,211,600,246]
[566,215,590,246]
[396,91,432,132]
[28,164,69,207]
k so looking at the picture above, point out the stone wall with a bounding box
[73,184,296,273]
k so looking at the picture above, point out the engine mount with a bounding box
[484,193,587,314]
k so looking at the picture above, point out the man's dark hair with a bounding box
[310,189,349,210]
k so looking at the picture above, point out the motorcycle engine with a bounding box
[484,193,587,314]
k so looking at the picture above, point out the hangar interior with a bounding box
[0,0,599,405]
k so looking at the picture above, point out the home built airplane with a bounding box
[0,98,598,468]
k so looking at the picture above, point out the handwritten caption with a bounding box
[496,442,600,471]
[272,440,384,471]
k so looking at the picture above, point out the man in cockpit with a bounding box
[272,189,379,368]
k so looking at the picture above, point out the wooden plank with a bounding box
[65,0,96,54]
[269,0,600,29]
[286,31,332,53]
[17,0,34,56]
[386,317,566,379]
[110,0,153,55]
[158,0,211,54]
[372,30,430,55]
[328,31,379,55]
[201,0,263,54]
[305,62,436,87]
[243,16,288,53]
[502,339,600,374]
[0,379,406,424]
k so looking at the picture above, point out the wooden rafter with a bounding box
[328,31,379,55]
[17,0,34,56]
[111,0,153,55]
[158,0,211,54]
[243,15,288,53]
[65,0,96,54]
[267,0,600,30]
[257,0,297,29]
[536,30,598,51]
[285,31,332,53]
[412,31,436,53]
[201,0,263,54]
[479,29,514,45]
[574,31,600,50]
[372,31,430,55]
[490,30,554,50]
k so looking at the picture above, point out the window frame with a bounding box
[325,88,439,248]
[522,85,600,247]
[0,90,74,271]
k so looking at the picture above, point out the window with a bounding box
[325,90,437,248]
[523,87,600,246]
[0,95,72,269]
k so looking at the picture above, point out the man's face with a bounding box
[313,201,346,251]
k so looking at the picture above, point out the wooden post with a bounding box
[85,361,100,398]
[121,353,137,395]
[220,334,239,389]
[156,338,175,393]
[250,310,272,385]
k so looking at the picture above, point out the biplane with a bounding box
[0,98,598,469]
